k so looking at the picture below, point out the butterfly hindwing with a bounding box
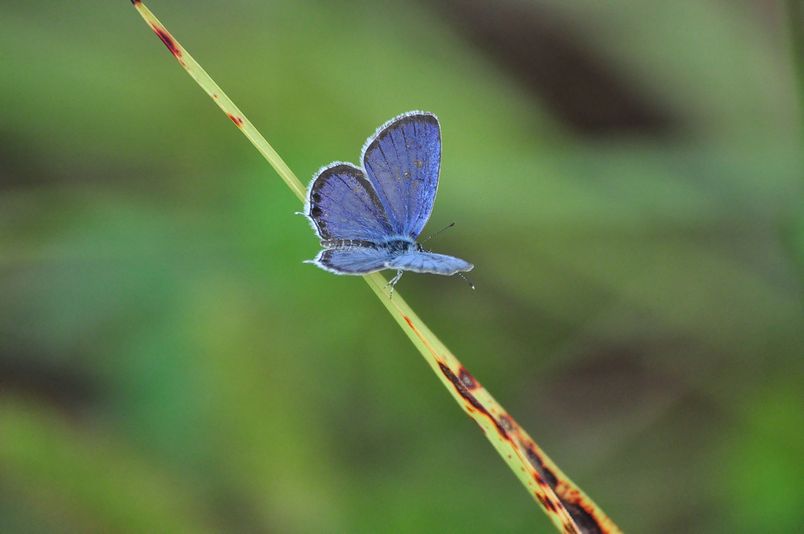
[311,246,392,275]
[386,251,473,275]
[362,112,441,239]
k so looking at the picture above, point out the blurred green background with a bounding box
[1,0,802,532]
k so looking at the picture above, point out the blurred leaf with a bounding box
[0,401,212,533]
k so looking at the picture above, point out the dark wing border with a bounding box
[305,247,390,275]
[304,161,390,241]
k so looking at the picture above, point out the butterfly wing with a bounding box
[361,111,441,239]
[306,162,393,243]
[386,251,473,276]
[308,246,392,275]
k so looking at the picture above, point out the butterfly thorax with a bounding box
[383,238,421,254]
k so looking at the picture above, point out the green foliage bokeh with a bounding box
[0,1,801,532]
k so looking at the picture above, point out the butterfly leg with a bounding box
[386,270,404,297]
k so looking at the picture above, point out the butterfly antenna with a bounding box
[422,222,455,243]
[458,272,475,290]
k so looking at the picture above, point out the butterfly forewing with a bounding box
[307,163,393,242]
[362,112,441,239]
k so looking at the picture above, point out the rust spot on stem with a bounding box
[525,441,608,533]
[228,114,244,127]
[150,24,182,59]
[438,362,509,439]
[458,367,478,390]
[498,414,514,432]
[561,501,604,534]
[536,492,557,513]
[525,444,559,489]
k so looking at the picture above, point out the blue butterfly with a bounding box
[305,111,473,287]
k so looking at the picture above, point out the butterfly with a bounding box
[304,111,473,288]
